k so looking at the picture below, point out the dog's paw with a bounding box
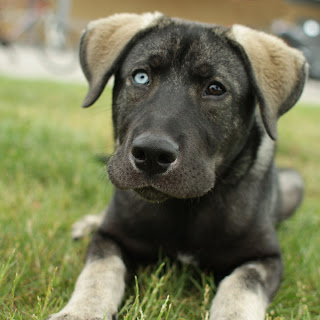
[71,211,105,240]
[47,314,83,320]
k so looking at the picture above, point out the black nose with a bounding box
[131,133,179,175]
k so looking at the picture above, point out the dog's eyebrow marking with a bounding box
[192,63,215,79]
[128,52,170,73]
[148,54,169,69]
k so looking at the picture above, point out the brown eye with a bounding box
[204,82,226,96]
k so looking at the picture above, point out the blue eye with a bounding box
[133,71,149,85]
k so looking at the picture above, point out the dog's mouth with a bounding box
[134,187,170,203]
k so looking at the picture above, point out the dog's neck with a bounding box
[215,122,267,186]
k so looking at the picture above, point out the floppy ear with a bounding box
[227,25,308,140]
[80,12,163,108]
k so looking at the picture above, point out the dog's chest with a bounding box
[106,191,239,268]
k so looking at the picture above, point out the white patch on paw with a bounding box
[177,252,198,266]
[48,255,126,320]
[209,263,268,320]
[71,212,104,240]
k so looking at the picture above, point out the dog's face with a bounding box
[79,13,307,202]
[108,25,256,201]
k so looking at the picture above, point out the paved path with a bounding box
[0,45,319,105]
[0,45,85,84]
[301,78,320,106]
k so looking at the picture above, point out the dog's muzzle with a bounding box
[108,130,216,202]
[130,133,179,176]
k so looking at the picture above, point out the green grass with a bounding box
[0,75,319,320]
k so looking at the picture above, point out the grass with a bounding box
[0,75,319,320]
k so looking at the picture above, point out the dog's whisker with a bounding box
[95,153,113,165]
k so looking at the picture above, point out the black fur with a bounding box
[49,15,305,320]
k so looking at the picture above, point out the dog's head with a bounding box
[79,13,307,202]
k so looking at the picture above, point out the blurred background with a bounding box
[0,0,319,103]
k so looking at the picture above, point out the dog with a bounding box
[48,12,307,320]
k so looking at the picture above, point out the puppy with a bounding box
[49,12,307,320]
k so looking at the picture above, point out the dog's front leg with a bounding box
[48,233,126,320]
[209,258,282,320]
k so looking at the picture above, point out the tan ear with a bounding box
[227,25,308,140]
[80,12,163,108]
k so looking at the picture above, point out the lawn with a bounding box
[0,76,319,320]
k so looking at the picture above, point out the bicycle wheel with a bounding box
[37,13,80,74]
